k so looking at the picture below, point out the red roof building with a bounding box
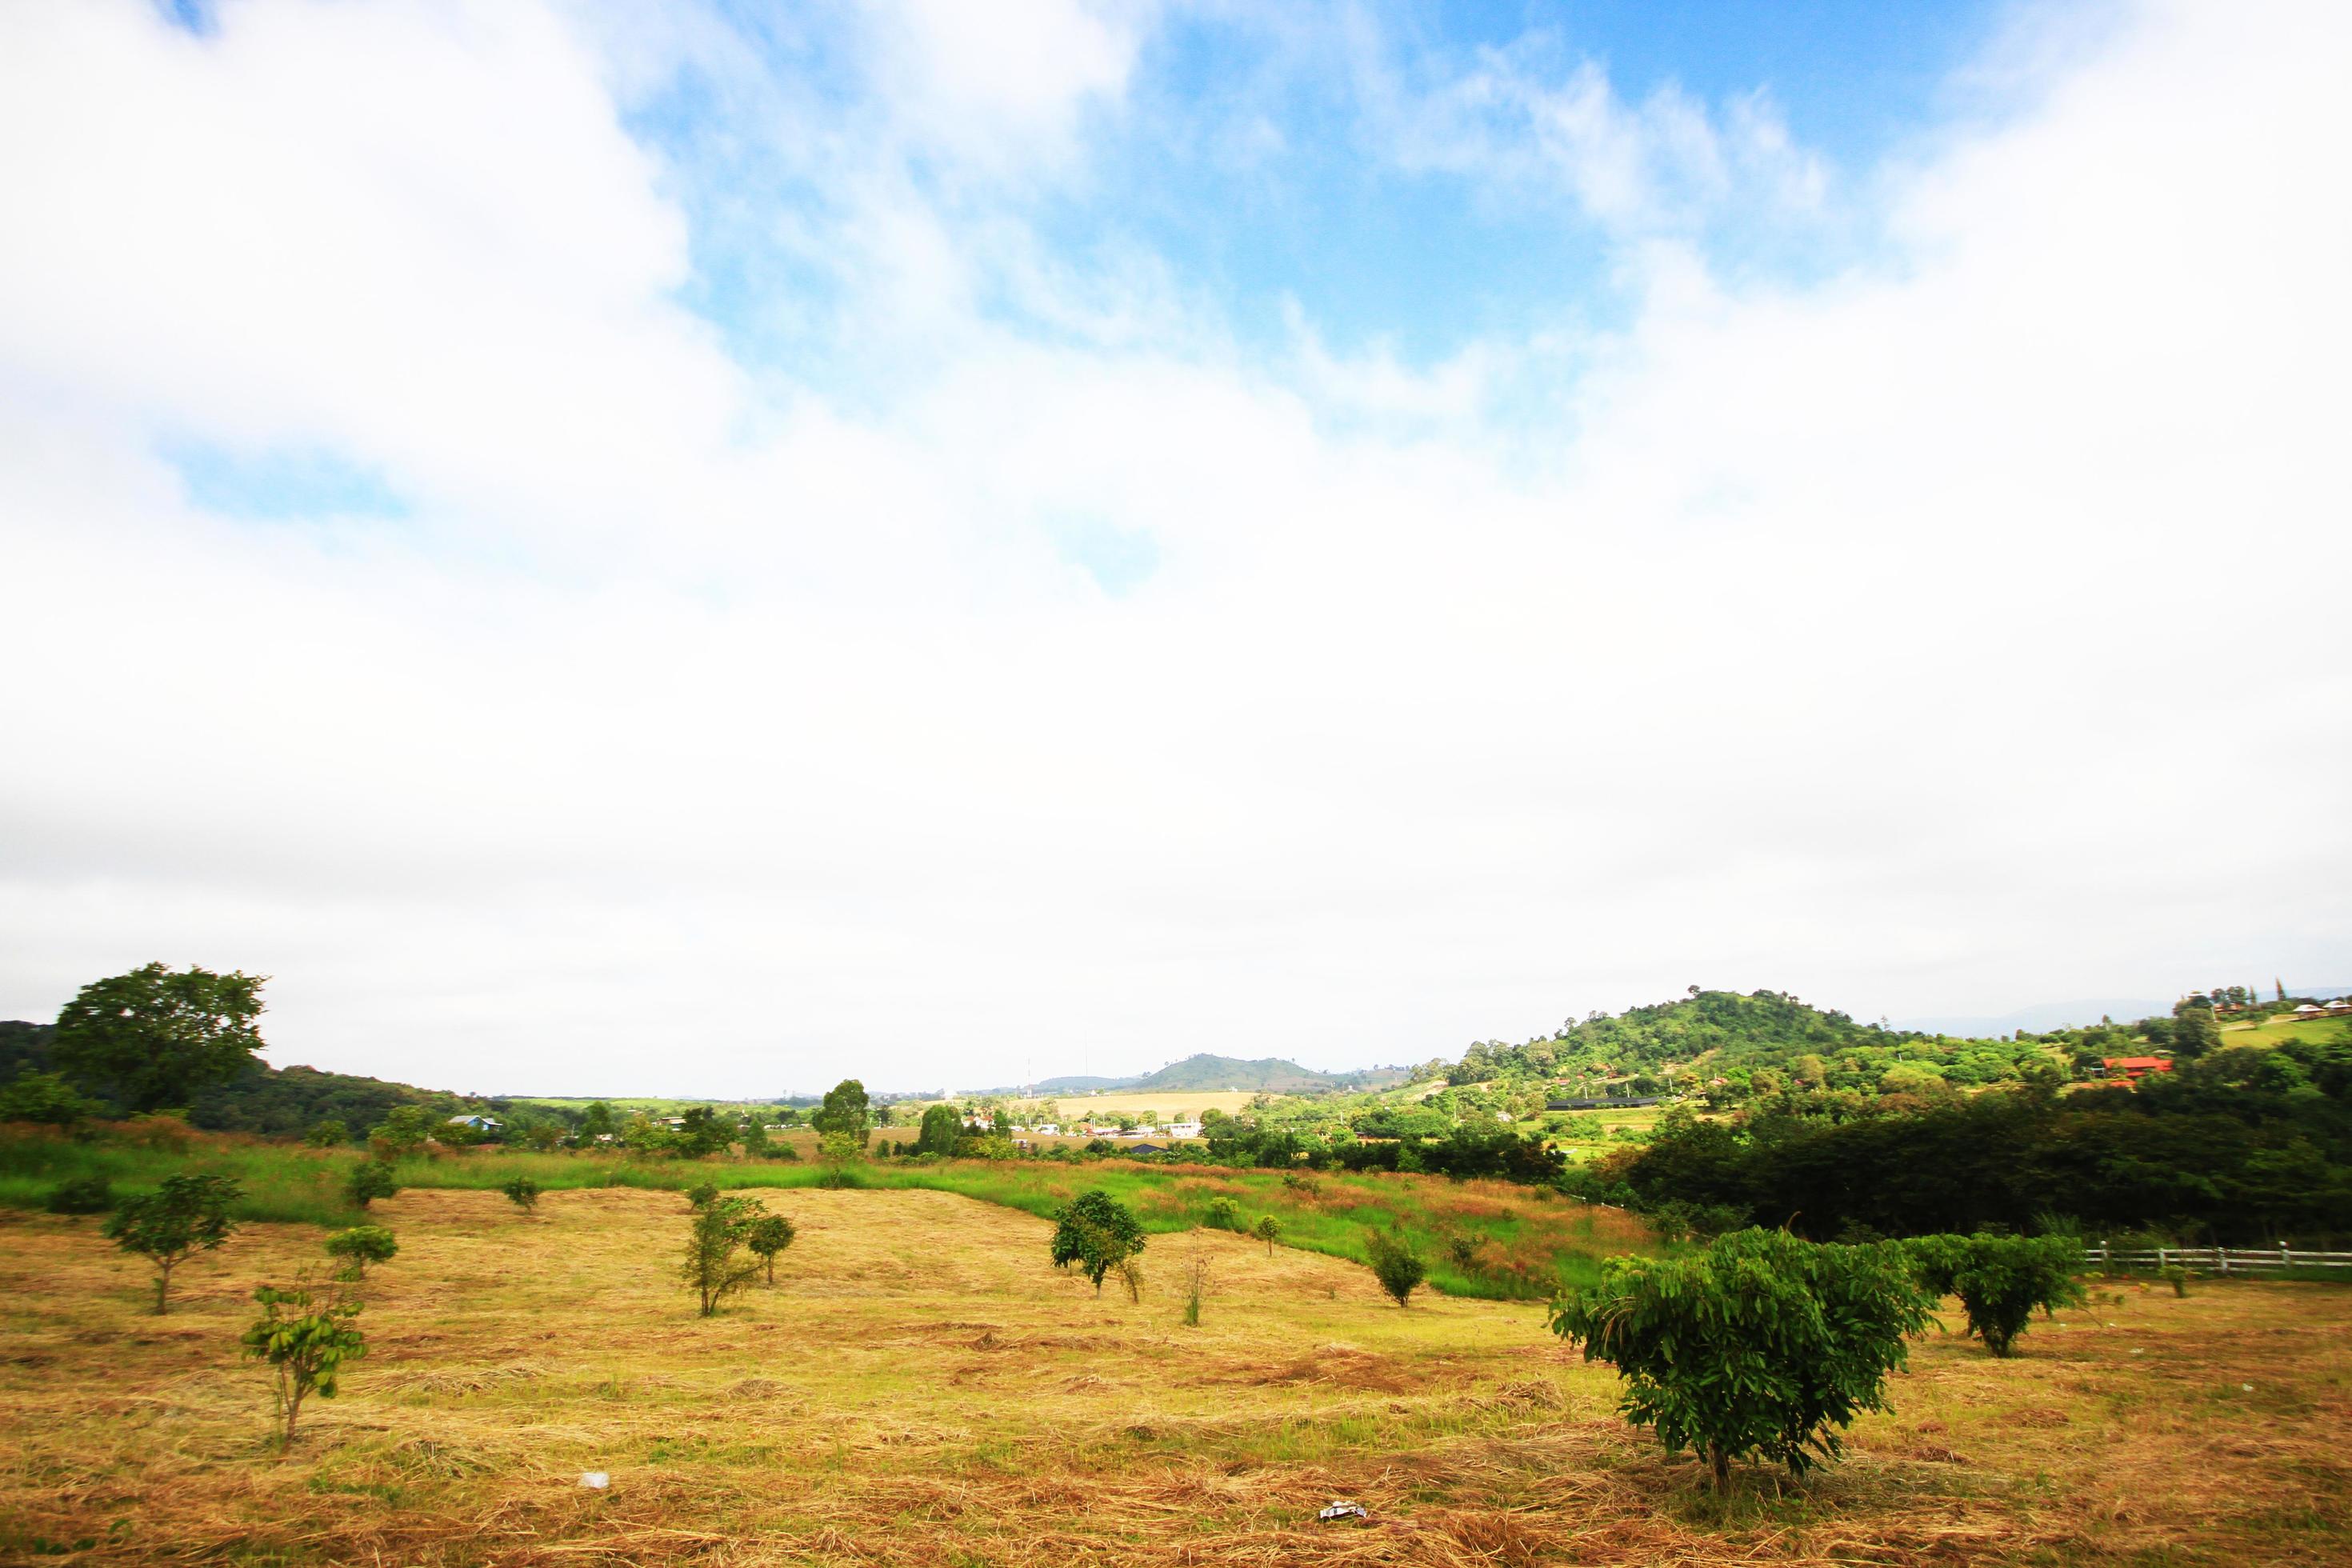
[2100,1056,2174,1081]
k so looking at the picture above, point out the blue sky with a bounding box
[1,0,2345,1094]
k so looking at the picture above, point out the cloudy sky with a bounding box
[2,0,2346,1098]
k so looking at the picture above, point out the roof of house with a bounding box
[2102,1056,2173,1070]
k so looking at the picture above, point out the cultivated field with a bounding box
[2,1190,2346,1566]
[980,1091,1276,1120]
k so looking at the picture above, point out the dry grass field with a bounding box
[2,1188,2347,1566]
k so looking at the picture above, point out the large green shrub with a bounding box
[682,1194,766,1316]
[746,1213,797,1284]
[1550,1228,1934,1491]
[345,1161,400,1210]
[1905,1233,2086,1357]
[1363,1226,1426,1307]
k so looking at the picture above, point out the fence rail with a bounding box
[2088,1243,2352,1274]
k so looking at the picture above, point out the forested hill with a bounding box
[0,1019,500,1135]
[1443,990,2042,1090]
[1134,1054,1341,1093]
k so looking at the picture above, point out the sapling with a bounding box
[241,1274,365,1447]
[746,1213,797,1284]
[323,1226,398,1278]
[1364,1226,1426,1307]
[501,1175,541,1210]
[104,1174,241,1314]
[1254,1215,1282,1257]
[682,1195,766,1316]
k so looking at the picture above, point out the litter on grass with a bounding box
[1318,1500,1369,1522]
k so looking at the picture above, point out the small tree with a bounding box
[1363,1226,1426,1307]
[104,1174,242,1314]
[304,1118,348,1148]
[686,1181,720,1210]
[1179,1254,1212,1326]
[501,1176,542,1211]
[1551,1229,1934,1492]
[916,1102,962,1157]
[746,1213,797,1283]
[682,1195,766,1316]
[345,1161,400,1210]
[810,1079,871,1143]
[1050,1190,1145,1295]
[323,1225,398,1278]
[240,1275,365,1447]
[1203,1195,1244,1231]
[816,1131,862,1188]
[1906,1233,2086,1358]
[1254,1214,1282,1257]
[368,1106,435,1159]
[0,1070,93,1127]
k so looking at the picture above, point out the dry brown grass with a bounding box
[2,1191,2347,1566]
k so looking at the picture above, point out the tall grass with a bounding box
[0,1130,1650,1297]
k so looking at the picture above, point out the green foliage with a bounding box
[103,1173,242,1314]
[46,1175,113,1214]
[0,1070,92,1127]
[304,1119,348,1148]
[240,1276,366,1446]
[323,1225,398,1277]
[500,1175,541,1210]
[344,1161,400,1210]
[915,1102,963,1157]
[2163,1263,2190,1297]
[746,1213,796,1283]
[52,963,267,1114]
[1905,1233,2086,1357]
[1179,1254,1210,1326]
[1363,1226,1426,1306]
[369,1106,436,1158]
[1254,1214,1282,1255]
[1551,1229,1934,1491]
[1203,1195,1244,1231]
[1050,1189,1145,1294]
[579,1101,616,1138]
[674,1106,734,1158]
[685,1182,720,1210]
[682,1194,767,1316]
[810,1079,871,1143]
[815,1131,863,1186]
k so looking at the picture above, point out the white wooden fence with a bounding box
[2088,1243,2352,1275]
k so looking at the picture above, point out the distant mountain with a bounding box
[1892,998,2171,1038]
[1130,1054,1340,1093]
[1025,1074,1133,1094]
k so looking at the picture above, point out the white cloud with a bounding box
[0,0,2345,1096]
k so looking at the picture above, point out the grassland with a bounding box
[2218,1014,2346,1049]
[0,1132,1646,1298]
[3,1188,2347,1566]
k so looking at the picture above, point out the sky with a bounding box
[1,0,2346,1098]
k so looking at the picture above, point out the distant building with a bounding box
[446,1114,502,1132]
[1546,1096,1662,1111]
[1128,1142,1166,1156]
[2098,1056,2174,1081]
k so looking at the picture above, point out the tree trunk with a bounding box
[1710,1446,1731,1494]
[152,1262,174,1315]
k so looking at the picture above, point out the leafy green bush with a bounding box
[1905,1233,2086,1357]
[0,1070,92,1127]
[746,1213,797,1284]
[686,1182,720,1210]
[1363,1226,1426,1306]
[323,1225,398,1277]
[345,1161,400,1210]
[103,1174,242,1314]
[500,1175,541,1210]
[1203,1196,1244,1231]
[46,1175,113,1214]
[1254,1214,1282,1256]
[1550,1228,1934,1491]
[1050,1190,1144,1294]
[304,1119,348,1148]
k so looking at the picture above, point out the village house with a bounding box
[2098,1056,2174,1081]
[445,1114,502,1133]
